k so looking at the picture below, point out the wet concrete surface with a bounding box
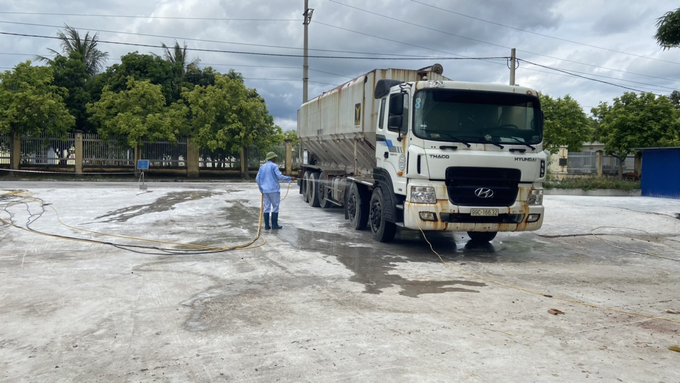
[1,181,680,382]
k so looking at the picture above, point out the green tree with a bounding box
[101,52,175,104]
[655,8,680,49]
[0,61,75,167]
[670,90,680,109]
[539,93,591,153]
[184,65,217,88]
[0,62,74,136]
[183,72,280,176]
[155,41,200,99]
[38,25,109,76]
[591,92,680,177]
[88,78,187,148]
[50,51,94,133]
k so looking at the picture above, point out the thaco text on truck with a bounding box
[297,64,546,243]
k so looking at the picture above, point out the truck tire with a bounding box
[318,172,334,208]
[369,187,396,242]
[347,183,368,230]
[301,171,311,203]
[308,172,321,207]
[467,232,497,242]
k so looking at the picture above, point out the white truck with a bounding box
[297,64,546,243]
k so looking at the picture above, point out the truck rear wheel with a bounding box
[301,171,311,202]
[308,172,321,207]
[467,232,497,242]
[347,183,368,230]
[318,172,334,208]
[369,188,396,242]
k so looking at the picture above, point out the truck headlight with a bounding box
[410,186,436,204]
[527,189,543,205]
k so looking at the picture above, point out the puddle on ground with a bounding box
[276,225,487,297]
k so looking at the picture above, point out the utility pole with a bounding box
[509,48,517,86]
[303,1,314,103]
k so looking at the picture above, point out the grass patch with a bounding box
[545,176,641,191]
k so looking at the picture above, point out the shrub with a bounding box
[544,176,641,191]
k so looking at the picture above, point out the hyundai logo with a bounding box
[474,187,494,199]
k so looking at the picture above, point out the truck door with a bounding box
[376,92,408,195]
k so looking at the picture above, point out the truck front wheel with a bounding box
[369,188,396,242]
[467,231,497,242]
[347,183,368,230]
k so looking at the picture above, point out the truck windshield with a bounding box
[412,89,542,145]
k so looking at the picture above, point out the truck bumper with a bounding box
[403,199,544,233]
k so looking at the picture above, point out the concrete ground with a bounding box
[1,181,679,383]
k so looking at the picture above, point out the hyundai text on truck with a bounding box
[297,64,546,243]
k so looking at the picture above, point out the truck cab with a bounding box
[373,79,546,242]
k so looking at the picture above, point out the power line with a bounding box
[5,18,676,85]
[519,59,655,94]
[0,30,508,61]
[244,77,338,87]
[517,51,680,85]
[0,19,672,94]
[326,0,508,50]
[314,21,509,69]
[4,4,679,90]
[410,0,680,67]
[0,11,297,22]
[328,0,680,84]
[0,20,438,58]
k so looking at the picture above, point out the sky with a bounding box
[1,0,679,132]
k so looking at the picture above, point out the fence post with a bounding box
[74,131,83,175]
[186,138,199,178]
[285,139,292,176]
[634,152,642,176]
[10,132,20,170]
[240,147,248,178]
[134,145,140,175]
[596,150,603,177]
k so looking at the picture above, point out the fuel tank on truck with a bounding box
[297,65,448,178]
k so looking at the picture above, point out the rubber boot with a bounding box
[271,213,282,229]
[263,212,271,230]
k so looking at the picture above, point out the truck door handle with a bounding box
[384,151,389,159]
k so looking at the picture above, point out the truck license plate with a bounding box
[470,208,499,216]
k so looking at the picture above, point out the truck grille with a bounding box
[445,167,521,207]
[440,213,524,224]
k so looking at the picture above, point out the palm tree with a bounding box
[155,41,199,99]
[159,41,197,78]
[37,24,109,76]
[655,8,680,49]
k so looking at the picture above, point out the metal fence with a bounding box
[199,147,239,169]
[83,134,134,167]
[0,132,301,173]
[20,133,75,165]
[197,145,300,170]
[140,139,187,168]
[0,134,9,165]
[567,151,635,175]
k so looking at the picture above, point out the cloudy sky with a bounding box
[1,0,679,132]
